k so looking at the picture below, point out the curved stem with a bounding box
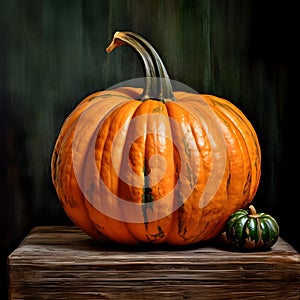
[106,31,175,102]
[248,205,258,217]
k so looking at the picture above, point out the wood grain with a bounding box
[8,226,300,299]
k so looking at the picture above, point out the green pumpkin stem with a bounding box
[106,31,175,102]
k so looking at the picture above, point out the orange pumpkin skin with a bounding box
[51,32,261,245]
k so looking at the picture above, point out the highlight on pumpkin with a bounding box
[51,31,261,245]
[70,78,227,223]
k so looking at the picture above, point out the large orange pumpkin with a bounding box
[51,31,261,245]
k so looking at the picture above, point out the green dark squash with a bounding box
[226,205,280,251]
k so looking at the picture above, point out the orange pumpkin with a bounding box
[51,31,261,245]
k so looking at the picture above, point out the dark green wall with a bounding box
[0,1,297,298]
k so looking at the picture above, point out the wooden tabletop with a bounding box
[8,226,300,300]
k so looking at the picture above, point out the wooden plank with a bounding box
[8,226,300,299]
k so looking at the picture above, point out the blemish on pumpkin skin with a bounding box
[142,189,153,231]
[177,205,187,238]
[186,163,197,188]
[174,183,187,238]
[146,226,165,242]
[181,136,191,157]
[226,173,231,193]
[242,171,251,195]
[152,106,164,113]
[142,165,154,230]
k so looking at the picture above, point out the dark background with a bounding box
[0,1,298,299]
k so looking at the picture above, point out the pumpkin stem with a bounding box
[106,31,175,102]
[248,205,258,217]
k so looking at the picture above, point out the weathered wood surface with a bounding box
[8,226,300,300]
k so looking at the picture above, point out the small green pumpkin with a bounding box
[226,205,280,251]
